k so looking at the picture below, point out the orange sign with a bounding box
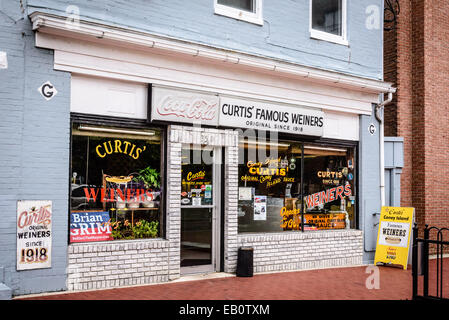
[304,213,346,230]
[279,206,346,230]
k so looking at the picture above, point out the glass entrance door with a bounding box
[180,145,220,273]
[181,207,212,267]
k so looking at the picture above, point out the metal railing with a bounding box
[412,224,449,300]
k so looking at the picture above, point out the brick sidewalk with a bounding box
[17,259,448,300]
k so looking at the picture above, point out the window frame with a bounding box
[214,0,263,26]
[68,113,168,242]
[236,134,358,234]
[309,0,348,46]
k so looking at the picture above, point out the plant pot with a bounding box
[126,195,141,209]
[116,200,126,209]
[142,200,155,208]
[128,201,140,209]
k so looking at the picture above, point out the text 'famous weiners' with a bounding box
[222,104,324,127]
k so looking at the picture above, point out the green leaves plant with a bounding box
[110,218,159,239]
[133,166,160,189]
[132,220,159,238]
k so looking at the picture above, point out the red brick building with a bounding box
[383,0,449,233]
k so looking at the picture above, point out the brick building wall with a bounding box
[423,2,449,232]
[383,0,449,235]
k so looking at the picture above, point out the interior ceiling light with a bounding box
[78,125,155,136]
[304,145,347,152]
[239,139,290,148]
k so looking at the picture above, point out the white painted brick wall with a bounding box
[67,239,170,291]
[237,230,364,273]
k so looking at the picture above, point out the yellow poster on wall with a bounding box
[374,206,414,270]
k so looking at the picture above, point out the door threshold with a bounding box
[173,272,235,283]
[180,265,214,275]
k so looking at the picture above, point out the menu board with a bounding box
[374,206,414,270]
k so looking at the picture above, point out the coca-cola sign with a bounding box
[151,86,219,126]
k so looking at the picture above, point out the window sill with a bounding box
[214,5,263,26]
[69,237,168,246]
[238,229,362,238]
[310,29,348,46]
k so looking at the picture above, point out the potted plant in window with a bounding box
[132,220,159,238]
[133,166,160,208]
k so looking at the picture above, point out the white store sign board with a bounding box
[151,86,324,137]
[16,200,52,270]
[219,96,324,137]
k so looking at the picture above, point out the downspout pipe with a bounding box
[375,91,394,207]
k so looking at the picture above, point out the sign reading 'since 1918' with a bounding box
[17,200,52,270]
[151,86,324,137]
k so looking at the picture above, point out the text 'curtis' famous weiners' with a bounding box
[222,104,324,127]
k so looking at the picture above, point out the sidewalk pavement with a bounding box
[16,259,448,300]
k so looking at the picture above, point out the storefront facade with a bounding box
[66,103,364,290]
[0,1,394,296]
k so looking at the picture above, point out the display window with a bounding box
[237,137,356,233]
[238,138,303,233]
[69,124,164,242]
[303,145,356,230]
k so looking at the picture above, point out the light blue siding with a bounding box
[0,1,71,295]
[384,137,403,207]
[27,0,384,79]
[359,106,381,262]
